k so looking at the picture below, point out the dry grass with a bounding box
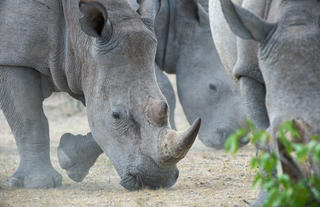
[0,75,258,207]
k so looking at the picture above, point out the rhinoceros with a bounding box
[210,0,320,205]
[56,1,248,188]
[155,0,246,148]
[0,0,201,190]
[154,0,246,148]
[53,0,247,189]
[127,0,246,148]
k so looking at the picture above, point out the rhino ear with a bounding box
[195,1,209,25]
[79,1,112,38]
[220,0,275,42]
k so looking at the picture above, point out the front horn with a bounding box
[159,118,201,165]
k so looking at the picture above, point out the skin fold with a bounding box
[210,0,320,206]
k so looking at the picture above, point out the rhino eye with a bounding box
[209,83,217,92]
[112,111,121,119]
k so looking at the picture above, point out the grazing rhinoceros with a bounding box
[155,0,246,148]
[210,0,320,205]
[57,2,248,186]
[128,0,246,148]
[0,0,201,190]
[154,0,246,148]
[54,0,247,189]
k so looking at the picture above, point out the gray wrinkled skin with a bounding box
[210,0,320,206]
[154,65,176,129]
[0,0,201,190]
[57,1,248,186]
[129,0,246,147]
[154,0,246,148]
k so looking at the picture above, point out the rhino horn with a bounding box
[159,118,201,165]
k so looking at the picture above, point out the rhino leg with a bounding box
[154,64,176,129]
[0,67,62,188]
[239,77,269,129]
[250,190,268,207]
[58,133,103,182]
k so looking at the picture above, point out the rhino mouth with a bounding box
[119,155,179,191]
[120,172,145,191]
[120,169,179,191]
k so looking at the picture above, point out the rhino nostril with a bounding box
[159,101,168,115]
[216,127,228,139]
[112,111,121,119]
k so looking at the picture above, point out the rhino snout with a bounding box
[120,160,179,191]
[199,126,238,149]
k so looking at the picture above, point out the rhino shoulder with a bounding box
[0,0,61,74]
[209,0,268,83]
[233,0,269,83]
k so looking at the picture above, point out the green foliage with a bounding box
[225,120,320,207]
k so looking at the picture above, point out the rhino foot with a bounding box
[58,133,103,182]
[9,165,62,189]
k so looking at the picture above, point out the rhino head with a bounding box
[155,0,246,149]
[220,0,320,175]
[78,0,201,190]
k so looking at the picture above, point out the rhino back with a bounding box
[0,0,61,75]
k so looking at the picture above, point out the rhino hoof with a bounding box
[57,133,95,183]
[67,172,88,183]
[9,168,62,189]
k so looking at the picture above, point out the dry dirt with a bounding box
[0,75,258,207]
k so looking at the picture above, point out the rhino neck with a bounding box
[154,0,172,73]
[54,0,96,97]
[155,0,211,74]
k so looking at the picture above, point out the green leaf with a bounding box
[251,157,258,169]
[263,188,278,207]
[253,174,263,189]
[312,135,319,141]
[281,120,300,138]
[225,119,320,207]
[278,174,291,189]
[225,134,238,154]
[251,131,270,147]
[293,144,308,162]
[225,128,248,154]
[263,179,276,191]
[310,187,320,201]
[260,153,277,174]
[278,134,292,155]
[246,120,256,131]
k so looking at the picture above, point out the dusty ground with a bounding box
[0,75,258,207]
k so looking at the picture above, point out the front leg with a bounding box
[240,77,269,129]
[0,67,62,188]
[58,133,103,182]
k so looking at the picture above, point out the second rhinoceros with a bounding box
[210,0,320,205]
